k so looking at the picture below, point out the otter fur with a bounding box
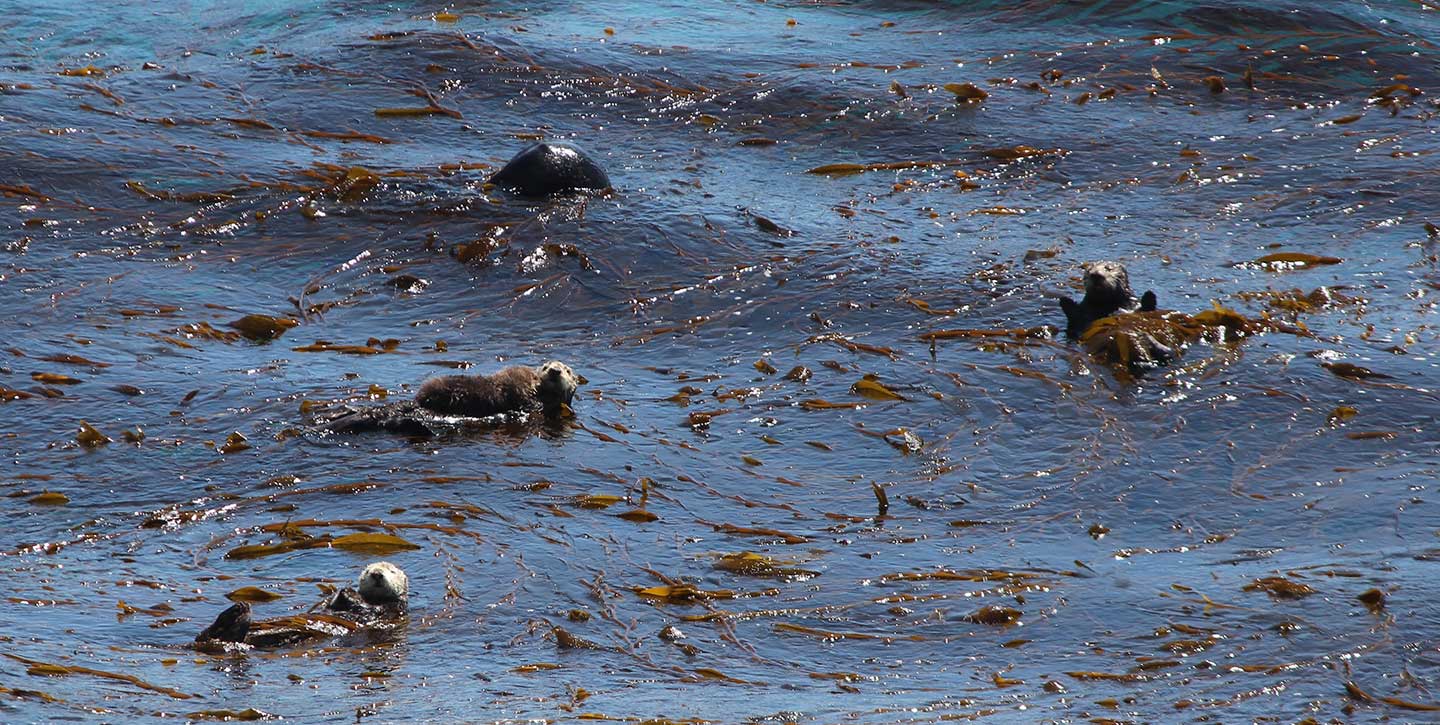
[195,562,408,649]
[1058,261,1158,338]
[316,361,580,435]
[489,142,610,197]
[195,601,252,644]
[415,361,578,419]
[323,561,409,619]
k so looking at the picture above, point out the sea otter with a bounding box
[195,562,408,648]
[325,560,408,618]
[416,360,578,418]
[317,360,580,435]
[1058,261,1158,338]
[488,142,610,197]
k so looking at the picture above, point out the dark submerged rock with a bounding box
[489,142,610,197]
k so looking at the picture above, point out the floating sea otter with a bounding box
[417,361,578,418]
[196,562,408,649]
[318,360,581,435]
[489,142,610,197]
[1058,261,1158,338]
[1056,261,1273,372]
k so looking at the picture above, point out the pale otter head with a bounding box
[1082,261,1133,305]
[535,360,579,414]
[357,561,408,605]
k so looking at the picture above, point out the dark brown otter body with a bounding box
[317,361,579,435]
[417,366,544,417]
[415,361,577,418]
[196,601,252,644]
[1058,261,1158,338]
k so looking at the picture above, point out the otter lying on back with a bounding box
[196,562,408,648]
[416,361,577,418]
[1058,261,1157,338]
[317,361,580,435]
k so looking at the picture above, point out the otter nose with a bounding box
[370,572,384,582]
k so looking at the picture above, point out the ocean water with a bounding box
[2,1,1440,722]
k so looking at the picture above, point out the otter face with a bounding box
[357,561,408,605]
[1083,261,1132,300]
[536,360,579,413]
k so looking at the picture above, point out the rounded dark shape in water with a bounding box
[317,361,580,436]
[489,142,610,197]
[195,601,252,643]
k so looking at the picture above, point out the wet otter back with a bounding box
[416,367,540,417]
[318,401,432,435]
[196,601,252,643]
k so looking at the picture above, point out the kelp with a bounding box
[1322,362,1392,381]
[28,492,69,506]
[292,339,399,355]
[125,181,234,204]
[38,353,111,368]
[850,376,907,401]
[329,532,421,554]
[635,584,737,603]
[1078,303,1257,371]
[1240,252,1343,270]
[0,385,35,401]
[1345,680,1440,711]
[713,552,818,578]
[227,586,282,603]
[944,83,989,102]
[773,622,922,643]
[3,653,193,699]
[229,314,298,342]
[551,626,604,650]
[218,432,251,454]
[185,709,272,721]
[76,421,111,448]
[1242,576,1316,600]
[963,605,1023,626]
[31,373,82,385]
[805,159,967,177]
[703,522,809,545]
[919,326,1050,341]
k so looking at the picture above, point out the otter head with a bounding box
[1082,261,1133,305]
[535,360,579,415]
[357,561,408,605]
